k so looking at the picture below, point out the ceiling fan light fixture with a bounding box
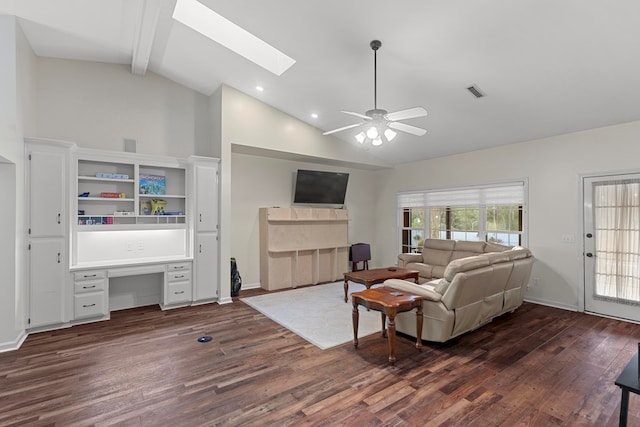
[355,132,366,144]
[372,137,383,146]
[366,126,379,139]
[384,128,397,142]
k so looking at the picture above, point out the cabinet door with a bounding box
[194,232,218,301]
[29,150,66,237]
[195,164,218,232]
[29,239,66,328]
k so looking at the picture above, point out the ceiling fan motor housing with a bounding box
[366,108,388,119]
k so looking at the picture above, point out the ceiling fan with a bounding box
[323,40,427,146]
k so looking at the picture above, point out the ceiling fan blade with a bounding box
[388,121,427,136]
[385,107,427,121]
[322,123,362,135]
[341,111,372,121]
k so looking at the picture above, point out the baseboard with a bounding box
[0,329,28,353]
[218,296,233,304]
[242,282,261,290]
[524,296,578,312]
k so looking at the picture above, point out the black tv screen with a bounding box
[293,169,349,205]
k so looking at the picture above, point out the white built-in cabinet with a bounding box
[191,158,219,302]
[25,138,220,332]
[26,139,72,329]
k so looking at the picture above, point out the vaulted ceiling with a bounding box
[3,0,640,164]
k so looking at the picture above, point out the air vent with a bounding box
[466,85,486,98]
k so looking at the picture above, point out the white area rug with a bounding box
[241,281,383,350]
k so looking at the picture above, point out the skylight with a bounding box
[172,0,296,76]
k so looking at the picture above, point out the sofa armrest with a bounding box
[398,253,424,267]
[384,279,442,302]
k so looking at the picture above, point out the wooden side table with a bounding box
[351,286,423,366]
[343,267,420,302]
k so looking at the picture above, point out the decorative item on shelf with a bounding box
[95,172,129,179]
[139,174,166,195]
[165,211,184,216]
[114,211,135,216]
[151,199,167,215]
[78,210,85,215]
[101,192,126,198]
[140,200,151,215]
[79,192,90,197]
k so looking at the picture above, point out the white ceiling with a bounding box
[3,0,640,165]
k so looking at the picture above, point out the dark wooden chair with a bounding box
[349,243,371,272]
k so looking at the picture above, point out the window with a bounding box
[398,181,527,252]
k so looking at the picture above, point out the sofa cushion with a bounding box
[443,255,491,282]
[454,240,486,253]
[422,239,455,267]
[485,251,511,264]
[450,240,486,261]
[508,247,532,260]
[384,279,442,302]
[484,242,512,253]
[404,262,433,279]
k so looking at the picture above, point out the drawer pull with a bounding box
[174,291,185,295]
[82,303,96,308]
[174,275,184,279]
[173,266,185,270]
[82,285,96,289]
[83,274,97,278]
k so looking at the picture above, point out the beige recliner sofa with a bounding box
[387,239,534,342]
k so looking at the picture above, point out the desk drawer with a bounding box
[167,262,191,272]
[166,281,192,304]
[74,292,107,319]
[167,270,191,283]
[74,269,106,281]
[74,278,106,294]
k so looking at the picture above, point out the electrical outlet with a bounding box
[561,234,576,243]
[126,241,133,251]
[532,276,540,287]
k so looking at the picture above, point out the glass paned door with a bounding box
[583,174,640,322]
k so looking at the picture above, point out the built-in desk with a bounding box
[70,257,193,324]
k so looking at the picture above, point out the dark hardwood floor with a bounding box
[2,287,640,426]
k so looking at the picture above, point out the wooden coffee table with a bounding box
[343,267,419,302]
[351,286,423,366]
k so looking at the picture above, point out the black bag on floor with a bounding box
[231,257,242,297]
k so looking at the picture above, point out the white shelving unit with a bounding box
[75,156,186,229]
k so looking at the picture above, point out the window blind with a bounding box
[398,182,525,208]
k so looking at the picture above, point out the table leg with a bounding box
[380,313,387,338]
[344,279,349,303]
[620,388,629,427]
[352,299,359,348]
[415,305,423,350]
[386,308,397,366]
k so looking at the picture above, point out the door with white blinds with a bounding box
[583,174,640,322]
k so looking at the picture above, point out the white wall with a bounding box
[0,16,36,351]
[35,58,212,158]
[231,152,378,287]
[374,120,640,310]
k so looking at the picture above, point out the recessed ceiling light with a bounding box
[172,0,296,76]
[256,86,264,92]
[311,113,318,119]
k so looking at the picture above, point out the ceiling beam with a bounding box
[131,0,161,76]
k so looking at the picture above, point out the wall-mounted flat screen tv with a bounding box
[293,169,349,205]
